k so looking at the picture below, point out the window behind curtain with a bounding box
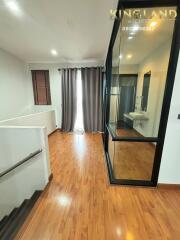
[31,70,51,105]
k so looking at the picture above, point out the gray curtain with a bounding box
[61,68,77,132]
[118,86,135,120]
[117,75,137,127]
[81,67,103,132]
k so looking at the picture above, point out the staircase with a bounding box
[0,191,42,240]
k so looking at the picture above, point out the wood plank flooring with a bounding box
[15,132,180,240]
[109,140,155,180]
[112,128,155,180]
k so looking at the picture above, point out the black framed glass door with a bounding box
[104,0,180,186]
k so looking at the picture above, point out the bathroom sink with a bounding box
[130,111,145,118]
[124,111,148,121]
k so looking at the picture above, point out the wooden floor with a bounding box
[113,128,155,180]
[109,140,155,180]
[15,132,180,240]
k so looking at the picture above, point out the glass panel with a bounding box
[141,72,151,111]
[108,135,114,167]
[108,139,156,181]
[109,6,177,138]
[109,26,121,132]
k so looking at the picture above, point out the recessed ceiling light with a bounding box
[51,49,58,56]
[5,0,22,16]
[127,54,132,59]
[150,21,158,28]
[6,1,18,11]
[130,32,135,36]
[119,54,123,59]
[128,36,133,40]
[132,24,139,32]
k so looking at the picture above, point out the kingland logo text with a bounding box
[110,9,177,20]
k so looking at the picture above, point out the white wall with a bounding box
[28,63,62,128]
[0,50,61,128]
[0,110,56,135]
[0,50,102,128]
[112,64,139,74]
[119,64,139,74]
[28,61,103,128]
[0,126,51,220]
[0,49,32,120]
[134,40,171,137]
[158,53,180,184]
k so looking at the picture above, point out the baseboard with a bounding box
[158,183,180,190]
[48,128,61,136]
[48,173,53,181]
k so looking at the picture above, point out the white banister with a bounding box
[0,126,51,220]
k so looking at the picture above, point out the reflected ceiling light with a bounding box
[6,1,18,11]
[5,0,22,16]
[127,54,132,59]
[128,36,133,40]
[51,49,58,56]
[116,227,122,237]
[130,32,135,35]
[57,195,71,207]
[132,24,139,32]
[150,21,157,27]
[119,54,123,59]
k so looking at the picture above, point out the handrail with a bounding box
[0,149,42,179]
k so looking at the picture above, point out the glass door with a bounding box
[105,2,179,186]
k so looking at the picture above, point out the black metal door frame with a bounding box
[104,0,180,186]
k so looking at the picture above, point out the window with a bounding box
[31,70,51,105]
[74,70,84,133]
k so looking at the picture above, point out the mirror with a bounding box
[109,6,176,138]
[141,72,151,111]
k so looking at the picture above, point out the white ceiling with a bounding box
[112,6,176,66]
[0,0,118,63]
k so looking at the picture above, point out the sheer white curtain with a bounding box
[74,70,84,133]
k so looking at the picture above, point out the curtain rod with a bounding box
[58,66,104,71]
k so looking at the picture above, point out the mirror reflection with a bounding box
[110,6,176,138]
[108,6,176,181]
[141,72,151,111]
[108,138,156,180]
